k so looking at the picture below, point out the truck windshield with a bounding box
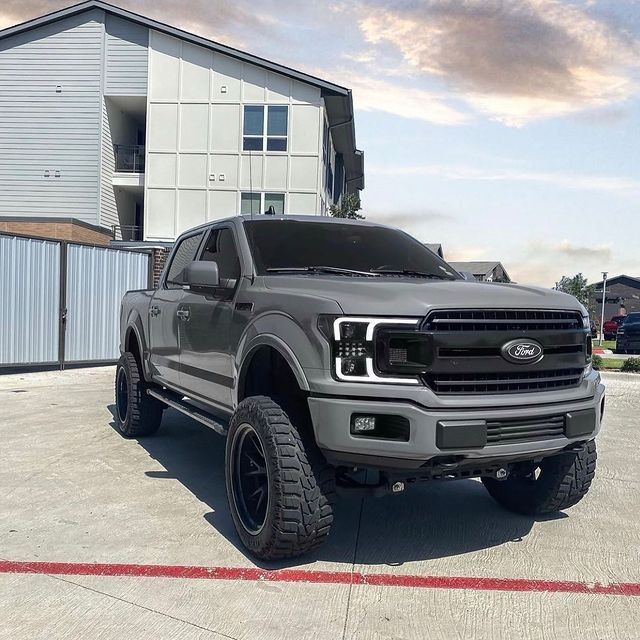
[243,219,460,280]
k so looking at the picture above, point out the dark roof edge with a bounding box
[592,274,640,287]
[0,0,351,96]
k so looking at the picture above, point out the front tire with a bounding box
[225,396,335,560]
[114,352,163,438]
[482,441,597,515]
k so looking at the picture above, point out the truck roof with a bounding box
[184,215,393,235]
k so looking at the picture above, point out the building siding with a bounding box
[99,97,118,229]
[0,11,103,225]
[144,29,324,241]
[104,15,148,96]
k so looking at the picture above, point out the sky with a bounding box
[2,0,639,286]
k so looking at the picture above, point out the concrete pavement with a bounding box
[1,367,639,639]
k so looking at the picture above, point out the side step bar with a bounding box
[147,389,228,436]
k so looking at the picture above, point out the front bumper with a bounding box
[307,381,605,471]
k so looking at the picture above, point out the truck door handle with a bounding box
[149,305,160,317]
[176,307,190,321]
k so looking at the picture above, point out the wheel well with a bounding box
[239,346,306,409]
[125,328,143,370]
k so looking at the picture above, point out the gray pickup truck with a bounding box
[117,215,604,560]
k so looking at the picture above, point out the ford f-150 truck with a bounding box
[116,215,604,560]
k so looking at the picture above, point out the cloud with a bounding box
[357,0,640,125]
[348,75,470,125]
[444,246,493,262]
[555,240,612,260]
[366,209,455,228]
[0,0,272,47]
[508,239,615,286]
[368,162,640,195]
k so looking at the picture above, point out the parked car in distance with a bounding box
[116,215,604,560]
[603,315,626,340]
[616,313,640,354]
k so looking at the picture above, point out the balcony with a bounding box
[111,225,142,241]
[114,144,145,173]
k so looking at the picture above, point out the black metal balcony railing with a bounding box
[112,225,142,241]
[114,145,145,173]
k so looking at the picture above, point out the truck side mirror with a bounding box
[185,261,219,290]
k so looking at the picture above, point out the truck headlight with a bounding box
[318,316,421,384]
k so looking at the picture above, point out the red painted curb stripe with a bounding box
[1,560,638,596]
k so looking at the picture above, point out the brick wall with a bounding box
[0,220,112,245]
[151,247,172,287]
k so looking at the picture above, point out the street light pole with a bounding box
[599,271,608,346]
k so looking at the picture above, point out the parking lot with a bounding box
[1,367,639,639]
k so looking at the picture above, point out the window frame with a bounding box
[197,224,242,286]
[242,105,289,153]
[240,191,286,216]
[163,230,206,290]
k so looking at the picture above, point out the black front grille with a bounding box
[423,368,584,395]
[423,309,583,332]
[413,308,587,395]
[486,414,565,444]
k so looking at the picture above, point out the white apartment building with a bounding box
[0,0,364,244]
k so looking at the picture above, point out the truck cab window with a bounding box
[200,228,241,281]
[165,232,203,288]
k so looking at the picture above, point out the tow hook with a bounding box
[495,468,509,480]
[391,481,405,493]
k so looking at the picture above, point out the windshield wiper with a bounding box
[370,268,449,279]
[267,266,377,277]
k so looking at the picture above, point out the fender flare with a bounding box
[123,312,150,381]
[235,333,310,406]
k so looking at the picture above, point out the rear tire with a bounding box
[225,395,335,560]
[482,441,597,515]
[114,352,163,438]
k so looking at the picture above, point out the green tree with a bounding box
[554,273,594,312]
[329,193,364,219]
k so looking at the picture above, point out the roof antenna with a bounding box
[249,148,254,219]
[265,205,276,215]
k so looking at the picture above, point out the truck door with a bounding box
[179,225,246,409]
[148,231,204,388]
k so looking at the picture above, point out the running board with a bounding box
[147,389,228,436]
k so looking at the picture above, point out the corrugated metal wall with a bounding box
[64,244,149,362]
[0,235,60,365]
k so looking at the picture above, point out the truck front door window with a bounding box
[166,233,203,288]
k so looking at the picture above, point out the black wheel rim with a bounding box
[116,367,129,424]
[231,423,269,535]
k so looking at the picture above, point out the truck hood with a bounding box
[263,276,584,316]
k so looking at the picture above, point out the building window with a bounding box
[241,192,285,215]
[242,106,288,152]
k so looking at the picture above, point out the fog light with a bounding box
[353,415,376,432]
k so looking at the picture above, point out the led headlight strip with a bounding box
[333,316,420,384]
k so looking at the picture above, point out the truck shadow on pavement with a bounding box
[108,406,561,569]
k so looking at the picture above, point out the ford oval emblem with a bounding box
[501,339,544,364]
